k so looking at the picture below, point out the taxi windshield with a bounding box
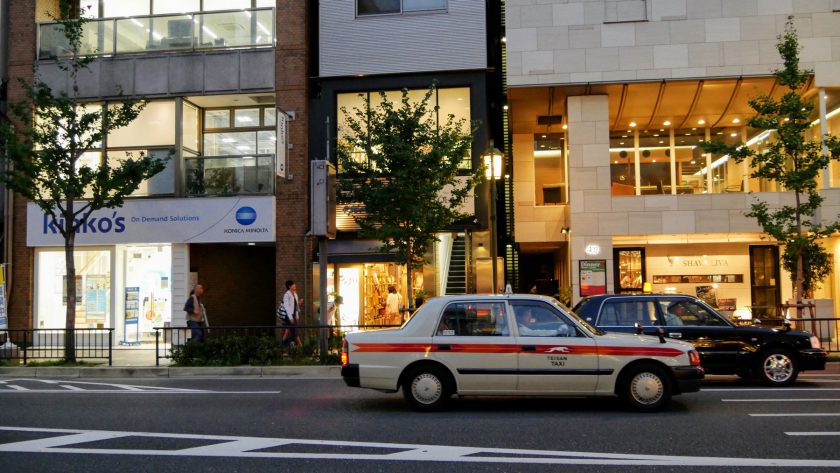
[549,298,605,335]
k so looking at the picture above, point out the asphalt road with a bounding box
[1,373,839,472]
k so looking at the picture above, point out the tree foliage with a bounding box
[337,85,480,301]
[0,1,170,359]
[701,18,840,308]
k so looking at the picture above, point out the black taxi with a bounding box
[573,294,828,386]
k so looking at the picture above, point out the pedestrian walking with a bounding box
[281,280,303,347]
[385,285,403,325]
[184,284,207,343]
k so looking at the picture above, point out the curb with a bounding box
[0,365,342,379]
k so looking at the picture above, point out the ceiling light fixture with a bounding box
[663,121,671,126]
[698,119,706,125]
[732,118,741,124]
[629,122,637,128]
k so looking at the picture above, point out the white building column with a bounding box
[567,95,613,304]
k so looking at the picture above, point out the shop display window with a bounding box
[122,245,172,341]
[615,248,644,294]
[36,249,112,329]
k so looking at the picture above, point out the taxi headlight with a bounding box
[810,335,821,349]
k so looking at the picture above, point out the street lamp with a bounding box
[483,145,503,294]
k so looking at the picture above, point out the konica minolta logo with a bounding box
[224,206,268,235]
[235,206,257,226]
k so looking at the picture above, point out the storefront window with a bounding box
[122,245,172,342]
[533,133,566,205]
[615,248,644,294]
[36,249,112,329]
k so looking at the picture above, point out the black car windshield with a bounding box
[549,298,605,335]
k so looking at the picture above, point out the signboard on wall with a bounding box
[580,260,607,296]
[276,109,289,178]
[27,196,275,246]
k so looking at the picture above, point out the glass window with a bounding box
[107,101,176,148]
[204,131,257,155]
[205,110,230,129]
[337,87,471,167]
[203,0,250,11]
[257,130,276,154]
[264,108,276,127]
[610,130,636,195]
[659,300,728,327]
[511,302,579,337]
[79,0,98,18]
[616,248,644,293]
[436,302,508,336]
[533,133,566,205]
[234,108,261,128]
[153,0,200,14]
[36,249,111,329]
[107,149,175,196]
[597,301,656,327]
[358,0,401,15]
[183,102,200,152]
[103,0,150,17]
[403,0,447,11]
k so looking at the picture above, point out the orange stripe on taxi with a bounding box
[351,343,684,357]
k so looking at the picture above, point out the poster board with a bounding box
[580,260,607,296]
[121,286,141,345]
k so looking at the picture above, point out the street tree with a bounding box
[0,2,169,360]
[337,86,480,307]
[701,18,840,317]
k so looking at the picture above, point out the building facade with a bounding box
[505,0,840,318]
[5,0,311,338]
[310,0,505,326]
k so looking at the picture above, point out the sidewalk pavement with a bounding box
[0,365,342,379]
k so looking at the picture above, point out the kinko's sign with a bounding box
[27,196,275,246]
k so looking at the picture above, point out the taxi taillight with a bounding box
[689,350,701,367]
[341,339,349,366]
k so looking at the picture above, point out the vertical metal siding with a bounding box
[319,0,487,77]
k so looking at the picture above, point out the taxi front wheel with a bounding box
[402,365,453,411]
[619,364,672,412]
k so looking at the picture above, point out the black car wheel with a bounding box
[757,349,798,386]
[402,365,453,411]
[619,364,672,412]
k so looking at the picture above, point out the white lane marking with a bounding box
[59,385,84,391]
[6,385,27,391]
[0,390,283,394]
[705,388,840,392]
[723,399,840,402]
[787,432,840,436]
[750,413,840,417]
[0,379,206,393]
[0,426,838,467]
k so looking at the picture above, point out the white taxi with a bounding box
[341,294,703,411]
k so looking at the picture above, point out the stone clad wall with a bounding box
[507,0,840,87]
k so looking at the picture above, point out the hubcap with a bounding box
[764,353,793,382]
[630,372,664,405]
[412,373,442,404]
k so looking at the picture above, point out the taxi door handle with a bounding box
[521,345,536,352]
[436,344,451,351]
[669,332,683,339]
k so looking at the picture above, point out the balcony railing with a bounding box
[185,154,275,197]
[38,7,274,60]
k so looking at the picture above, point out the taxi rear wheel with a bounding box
[402,365,452,411]
[619,364,672,412]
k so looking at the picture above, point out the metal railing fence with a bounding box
[154,324,400,366]
[0,328,114,365]
[788,317,840,353]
